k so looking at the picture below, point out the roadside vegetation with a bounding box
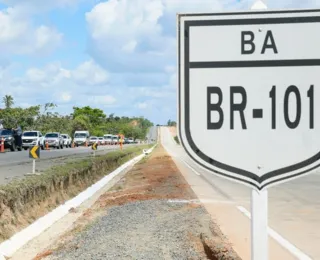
[0,95,153,139]
[0,144,153,242]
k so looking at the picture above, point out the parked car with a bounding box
[0,129,22,151]
[112,135,119,145]
[74,130,90,147]
[88,136,98,146]
[21,131,45,150]
[103,134,113,145]
[44,132,64,149]
[61,134,72,148]
[98,137,105,145]
[128,137,134,144]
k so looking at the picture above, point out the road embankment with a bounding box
[0,145,152,243]
[37,145,240,260]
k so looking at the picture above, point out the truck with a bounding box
[103,134,113,145]
[112,135,119,145]
[73,130,90,147]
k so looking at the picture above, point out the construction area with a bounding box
[13,144,239,260]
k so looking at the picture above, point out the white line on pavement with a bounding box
[181,160,201,176]
[237,206,313,260]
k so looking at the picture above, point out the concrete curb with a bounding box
[0,145,157,259]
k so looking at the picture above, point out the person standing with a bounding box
[12,125,22,147]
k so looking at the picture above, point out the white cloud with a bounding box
[0,0,84,14]
[0,7,62,56]
[88,95,117,106]
[72,59,109,86]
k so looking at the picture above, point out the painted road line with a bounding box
[237,206,313,260]
[167,199,237,205]
[181,160,201,176]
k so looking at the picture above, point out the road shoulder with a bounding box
[28,145,241,260]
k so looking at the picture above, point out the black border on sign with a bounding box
[178,10,320,190]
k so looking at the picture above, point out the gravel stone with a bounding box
[50,200,211,260]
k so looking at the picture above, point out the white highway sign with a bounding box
[178,9,320,190]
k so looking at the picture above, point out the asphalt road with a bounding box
[0,127,158,185]
[145,126,158,143]
[161,127,319,260]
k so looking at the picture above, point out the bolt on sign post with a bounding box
[29,145,40,174]
[177,2,320,259]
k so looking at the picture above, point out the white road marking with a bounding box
[167,199,237,204]
[237,206,313,260]
[167,146,312,260]
[181,160,201,176]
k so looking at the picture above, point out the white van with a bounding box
[103,134,113,145]
[112,135,119,145]
[74,130,90,147]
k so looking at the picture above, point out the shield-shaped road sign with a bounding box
[178,9,320,190]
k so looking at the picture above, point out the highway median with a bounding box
[0,144,152,243]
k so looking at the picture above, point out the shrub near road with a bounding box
[40,145,240,260]
[0,145,152,242]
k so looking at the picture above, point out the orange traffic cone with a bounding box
[85,141,88,147]
[71,141,75,148]
[0,137,4,153]
[45,140,49,150]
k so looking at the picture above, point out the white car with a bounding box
[88,136,99,146]
[98,137,105,145]
[61,134,72,148]
[103,134,113,145]
[21,131,45,150]
[44,132,64,149]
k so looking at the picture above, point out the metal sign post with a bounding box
[32,159,36,174]
[178,2,320,259]
[250,2,268,259]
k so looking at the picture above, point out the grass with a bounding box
[0,144,154,242]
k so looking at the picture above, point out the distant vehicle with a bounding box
[124,138,129,144]
[98,137,105,145]
[88,136,98,146]
[61,134,72,148]
[112,135,119,145]
[128,137,134,144]
[74,130,90,147]
[103,134,113,145]
[0,129,22,151]
[44,132,64,149]
[21,131,45,150]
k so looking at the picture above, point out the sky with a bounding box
[0,0,319,125]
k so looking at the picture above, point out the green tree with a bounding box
[2,95,14,109]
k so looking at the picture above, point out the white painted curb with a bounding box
[0,145,157,258]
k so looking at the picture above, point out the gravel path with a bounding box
[38,144,240,260]
[49,200,211,260]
